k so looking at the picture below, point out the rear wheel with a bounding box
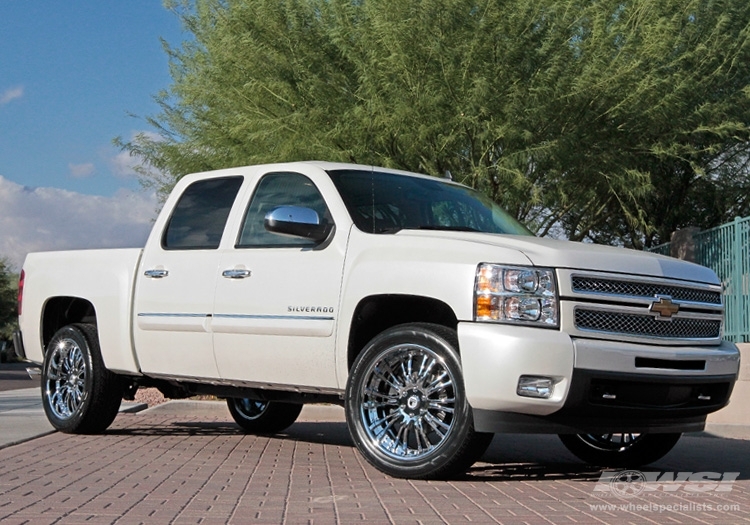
[226,398,302,434]
[559,432,681,467]
[42,324,122,434]
[346,323,492,479]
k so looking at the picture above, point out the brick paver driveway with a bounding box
[1,402,749,524]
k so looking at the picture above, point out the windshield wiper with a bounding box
[416,225,481,232]
[373,226,403,234]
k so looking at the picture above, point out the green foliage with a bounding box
[0,257,18,342]
[119,0,750,247]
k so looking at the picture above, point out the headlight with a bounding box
[474,264,558,327]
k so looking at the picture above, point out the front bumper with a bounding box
[458,322,740,434]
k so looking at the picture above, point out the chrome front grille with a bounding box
[571,276,722,305]
[575,309,722,340]
[563,270,724,345]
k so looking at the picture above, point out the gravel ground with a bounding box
[133,387,167,406]
[132,388,218,407]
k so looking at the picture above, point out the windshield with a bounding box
[327,169,532,236]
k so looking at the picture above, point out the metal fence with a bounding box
[650,216,750,343]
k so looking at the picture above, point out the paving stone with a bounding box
[1,405,749,523]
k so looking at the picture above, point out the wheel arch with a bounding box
[346,294,458,370]
[42,296,97,352]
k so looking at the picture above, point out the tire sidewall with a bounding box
[42,325,96,432]
[226,398,302,434]
[227,398,269,425]
[345,323,472,478]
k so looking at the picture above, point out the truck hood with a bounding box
[397,231,719,285]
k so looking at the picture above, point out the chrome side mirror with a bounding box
[264,206,331,242]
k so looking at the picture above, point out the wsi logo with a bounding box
[594,470,740,500]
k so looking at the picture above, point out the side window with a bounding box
[238,172,332,247]
[162,176,244,250]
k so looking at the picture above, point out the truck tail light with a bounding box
[18,270,24,316]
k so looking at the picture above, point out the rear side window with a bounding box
[162,176,243,250]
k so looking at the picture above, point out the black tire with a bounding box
[345,323,493,479]
[41,324,122,434]
[559,432,681,467]
[226,398,302,434]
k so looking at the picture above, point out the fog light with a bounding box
[517,376,555,399]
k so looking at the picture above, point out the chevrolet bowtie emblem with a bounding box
[650,297,680,319]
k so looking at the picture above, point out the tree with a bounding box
[119,0,750,247]
[0,257,18,347]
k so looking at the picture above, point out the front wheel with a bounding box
[41,324,122,434]
[346,323,493,479]
[559,432,681,467]
[226,398,302,434]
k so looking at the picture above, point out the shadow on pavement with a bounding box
[103,421,245,437]
[100,414,750,482]
[106,420,356,447]
[474,432,750,481]
[464,462,603,482]
[654,433,750,479]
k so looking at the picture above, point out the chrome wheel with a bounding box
[578,433,643,452]
[559,432,682,466]
[45,336,87,420]
[346,324,488,479]
[226,397,302,433]
[231,398,269,421]
[42,324,122,434]
[359,343,457,461]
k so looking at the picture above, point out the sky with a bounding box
[0,2,185,269]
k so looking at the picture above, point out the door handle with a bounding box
[144,269,169,279]
[222,268,252,279]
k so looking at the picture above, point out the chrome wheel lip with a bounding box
[45,337,87,421]
[578,433,643,453]
[358,343,457,462]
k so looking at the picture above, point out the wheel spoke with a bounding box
[427,400,455,413]
[400,354,412,382]
[391,421,406,453]
[414,421,433,454]
[372,412,401,441]
[51,388,65,416]
[368,409,399,432]
[65,388,77,415]
[424,371,452,395]
[373,364,404,392]
[47,365,62,381]
[415,357,436,385]
[423,411,450,436]
[579,432,643,452]
[364,387,399,405]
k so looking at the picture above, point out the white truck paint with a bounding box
[15,161,740,479]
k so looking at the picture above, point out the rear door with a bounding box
[133,175,244,378]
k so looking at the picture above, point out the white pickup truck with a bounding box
[15,161,739,479]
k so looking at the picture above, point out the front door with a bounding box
[212,170,346,389]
